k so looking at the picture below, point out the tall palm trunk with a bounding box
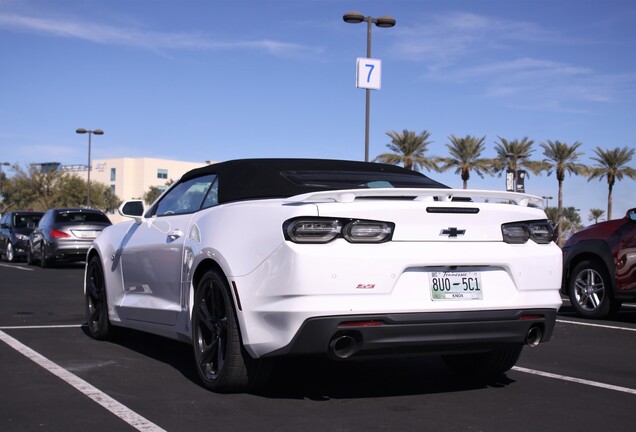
[607,182,613,220]
[462,169,469,189]
[557,178,564,247]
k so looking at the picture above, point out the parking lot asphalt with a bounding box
[1,261,635,432]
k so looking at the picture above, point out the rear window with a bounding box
[13,214,42,228]
[54,211,110,224]
[280,170,445,189]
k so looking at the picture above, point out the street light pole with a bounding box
[343,11,396,162]
[76,128,104,208]
[542,196,553,208]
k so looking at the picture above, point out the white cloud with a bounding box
[391,12,557,65]
[0,12,321,56]
[389,12,635,110]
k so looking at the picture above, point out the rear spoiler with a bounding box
[284,188,544,207]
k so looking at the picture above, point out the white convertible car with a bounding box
[85,158,562,392]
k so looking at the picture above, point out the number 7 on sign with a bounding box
[365,63,375,82]
[356,58,382,90]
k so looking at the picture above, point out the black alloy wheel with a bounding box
[192,269,270,393]
[85,256,111,339]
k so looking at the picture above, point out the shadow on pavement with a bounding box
[84,325,516,400]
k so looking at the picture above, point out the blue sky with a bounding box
[1,0,635,222]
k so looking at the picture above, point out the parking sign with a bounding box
[356,58,382,90]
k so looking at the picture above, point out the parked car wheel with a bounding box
[26,244,34,265]
[40,245,48,268]
[85,256,111,339]
[443,343,523,379]
[5,242,16,262]
[568,259,618,319]
[192,269,270,393]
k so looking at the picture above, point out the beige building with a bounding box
[89,157,212,222]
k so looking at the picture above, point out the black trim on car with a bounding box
[264,309,557,358]
[179,159,449,205]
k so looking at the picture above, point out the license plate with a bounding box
[429,271,483,300]
[72,230,97,239]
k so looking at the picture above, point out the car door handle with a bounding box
[168,229,183,241]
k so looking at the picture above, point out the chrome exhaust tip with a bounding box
[328,334,360,359]
[526,326,543,347]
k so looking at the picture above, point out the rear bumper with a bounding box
[12,239,29,257]
[264,309,557,359]
[47,241,91,262]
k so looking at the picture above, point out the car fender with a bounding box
[86,220,138,323]
[562,239,616,294]
[189,201,318,278]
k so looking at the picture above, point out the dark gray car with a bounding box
[0,211,44,262]
[27,208,111,267]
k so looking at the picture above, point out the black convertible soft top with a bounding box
[181,158,449,204]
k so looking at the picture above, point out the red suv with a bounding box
[562,207,636,318]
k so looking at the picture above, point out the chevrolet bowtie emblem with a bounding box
[441,227,466,237]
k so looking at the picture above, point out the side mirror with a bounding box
[0,223,8,229]
[629,208,636,222]
[118,200,145,224]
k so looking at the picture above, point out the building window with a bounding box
[157,168,168,179]
[110,185,116,194]
[110,168,116,182]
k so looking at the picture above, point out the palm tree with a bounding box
[374,130,438,171]
[561,206,584,241]
[540,140,587,246]
[587,146,636,220]
[437,135,492,189]
[492,137,549,178]
[546,206,583,243]
[588,208,605,224]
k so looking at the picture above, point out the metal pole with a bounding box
[513,154,518,192]
[364,18,373,162]
[87,132,92,208]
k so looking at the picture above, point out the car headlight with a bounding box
[15,234,29,241]
[502,220,554,244]
[284,217,394,244]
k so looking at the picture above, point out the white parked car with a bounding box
[85,159,562,392]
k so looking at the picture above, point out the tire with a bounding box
[40,245,48,268]
[26,244,34,265]
[443,344,523,379]
[6,242,15,262]
[85,256,111,339]
[568,259,618,319]
[192,269,270,393]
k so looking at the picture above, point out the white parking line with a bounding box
[556,319,636,332]
[0,263,34,271]
[0,330,167,432]
[513,366,636,395]
[0,324,82,330]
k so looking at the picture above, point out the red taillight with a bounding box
[519,314,544,321]
[338,320,382,328]
[50,229,71,239]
